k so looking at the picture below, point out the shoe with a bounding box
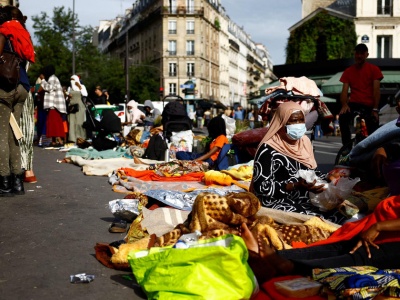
[0,175,13,197]
[24,175,37,183]
[12,173,25,195]
[108,220,127,233]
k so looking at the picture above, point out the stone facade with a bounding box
[96,0,273,107]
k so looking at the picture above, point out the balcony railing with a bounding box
[162,6,204,16]
[186,51,195,56]
[168,50,177,56]
[169,72,177,76]
[186,30,194,34]
[187,72,195,77]
[168,29,177,34]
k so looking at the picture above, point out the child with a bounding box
[176,116,228,168]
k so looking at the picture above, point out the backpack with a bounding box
[214,144,240,171]
[143,134,168,161]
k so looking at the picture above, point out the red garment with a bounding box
[46,109,65,138]
[307,195,400,247]
[120,168,205,182]
[339,62,383,107]
[0,20,35,63]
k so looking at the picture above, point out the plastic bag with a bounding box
[221,114,236,137]
[309,177,360,212]
[128,234,257,300]
[108,199,140,222]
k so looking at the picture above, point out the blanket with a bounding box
[153,192,338,249]
[307,195,400,248]
[96,191,340,270]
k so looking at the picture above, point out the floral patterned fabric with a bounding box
[312,266,400,299]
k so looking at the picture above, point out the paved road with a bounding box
[0,136,342,299]
[0,147,145,300]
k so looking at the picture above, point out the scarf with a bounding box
[0,20,35,63]
[257,101,316,169]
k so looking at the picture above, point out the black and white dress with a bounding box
[252,144,346,224]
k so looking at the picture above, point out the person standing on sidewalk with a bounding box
[339,43,383,147]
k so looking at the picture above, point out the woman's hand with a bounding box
[349,223,380,258]
[371,147,387,179]
[295,178,326,194]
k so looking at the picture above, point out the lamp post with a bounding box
[72,0,76,74]
[125,30,130,103]
[153,50,164,100]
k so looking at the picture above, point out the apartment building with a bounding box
[297,0,400,59]
[0,0,19,6]
[96,0,273,107]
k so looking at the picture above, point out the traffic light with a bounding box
[159,87,164,98]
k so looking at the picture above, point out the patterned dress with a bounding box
[252,144,346,224]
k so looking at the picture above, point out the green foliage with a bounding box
[29,6,160,103]
[286,12,357,64]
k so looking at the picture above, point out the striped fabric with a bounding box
[19,91,35,170]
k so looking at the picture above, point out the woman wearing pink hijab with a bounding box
[250,102,346,224]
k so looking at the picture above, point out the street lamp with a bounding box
[153,50,164,100]
[72,0,75,74]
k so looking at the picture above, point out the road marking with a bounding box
[315,150,336,156]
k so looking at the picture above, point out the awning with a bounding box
[259,81,279,91]
[320,96,337,103]
[321,70,400,95]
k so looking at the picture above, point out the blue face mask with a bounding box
[286,123,306,140]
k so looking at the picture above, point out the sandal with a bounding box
[108,220,127,233]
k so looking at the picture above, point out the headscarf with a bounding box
[70,75,88,97]
[127,100,145,124]
[42,65,55,81]
[207,116,226,140]
[258,101,316,169]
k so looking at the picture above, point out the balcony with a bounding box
[161,6,204,16]
[169,72,177,76]
[168,50,177,56]
[186,30,194,34]
[168,29,177,34]
[187,72,195,77]
[186,51,195,56]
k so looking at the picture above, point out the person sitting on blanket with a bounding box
[240,194,400,284]
[250,102,346,224]
[349,97,400,194]
[175,116,228,168]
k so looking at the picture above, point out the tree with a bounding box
[286,12,357,64]
[29,6,160,104]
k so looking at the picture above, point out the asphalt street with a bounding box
[0,135,342,300]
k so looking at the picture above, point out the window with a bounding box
[186,21,195,34]
[168,40,177,55]
[169,83,177,95]
[377,35,392,58]
[187,63,195,77]
[170,0,177,13]
[169,63,177,76]
[377,0,392,15]
[186,40,195,55]
[168,20,177,34]
[187,0,194,13]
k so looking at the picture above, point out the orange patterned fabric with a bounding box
[120,168,204,182]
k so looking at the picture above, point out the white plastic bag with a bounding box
[221,114,236,137]
[108,199,140,222]
[309,177,360,212]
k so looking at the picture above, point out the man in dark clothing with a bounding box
[93,86,107,105]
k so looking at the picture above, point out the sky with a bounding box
[19,0,302,65]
